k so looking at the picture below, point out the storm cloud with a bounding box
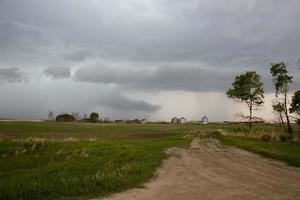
[0,0,299,120]
[74,64,236,92]
[97,93,161,112]
[0,67,28,83]
[1,0,300,67]
[74,63,300,92]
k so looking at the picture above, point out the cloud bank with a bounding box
[0,67,28,83]
[74,64,236,92]
[96,93,161,112]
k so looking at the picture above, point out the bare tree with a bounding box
[48,110,54,121]
[75,112,80,120]
[83,113,88,119]
[72,112,80,121]
[235,112,264,122]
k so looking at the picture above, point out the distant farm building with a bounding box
[171,117,187,124]
[202,115,208,124]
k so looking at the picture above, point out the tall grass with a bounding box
[208,131,300,167]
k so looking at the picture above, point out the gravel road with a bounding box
[95,137,300,200]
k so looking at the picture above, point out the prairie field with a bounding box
[0,122,198,200]
[0,121,299,200]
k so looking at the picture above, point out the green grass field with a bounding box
[0,121,299,200]
[0,121,200,140]
[0,121,199,200]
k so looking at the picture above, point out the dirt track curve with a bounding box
[94,137,300,200]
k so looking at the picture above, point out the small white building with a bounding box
[179,117,187,124]
[171,117,187,124]
[202,115,208,124]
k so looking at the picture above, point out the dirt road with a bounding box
[96,137,300,200]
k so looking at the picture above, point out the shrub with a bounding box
[56,114,75,122]
[279,134,288,142]
[260,134,271,142]
[89,112,99,123]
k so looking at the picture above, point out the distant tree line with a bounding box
[227,62,300,138]
[48,111,150,124]
[48,111,101,123]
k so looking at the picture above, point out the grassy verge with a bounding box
[208,131,300,167]
[0,122,195,200]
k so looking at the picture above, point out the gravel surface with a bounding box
[94,137,300,200]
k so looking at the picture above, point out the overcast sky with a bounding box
[0,0,299,121]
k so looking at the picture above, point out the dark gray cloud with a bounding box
[43,67,71,79]
[74,64,242,92]
[96,93,161,112]
[0,82,160,120]
[0,67,28,83]
[1,0,300,67]
[74,63,300,92]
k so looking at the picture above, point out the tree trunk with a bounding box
[279,112,285,132]
[249,105,253,131]
[286,116,293,138]
[284,91,293,138]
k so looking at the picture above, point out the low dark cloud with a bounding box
[43,67,71,79]
[97,93,161,112]
[74,63,300,92]
[0,67,28,83]
[74,64,237,92]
